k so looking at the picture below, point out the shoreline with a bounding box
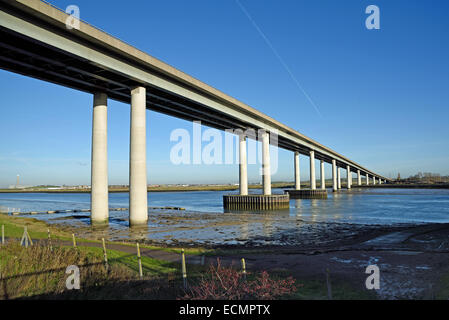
[1,182,449,193]
[0,183,293,194]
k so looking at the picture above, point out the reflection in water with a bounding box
[310,199,320,222]
[261,213,274,237]
[345,192,355,221]
[330,191,344,220]
[239,215,249,240]
[293,199,303,219]
[129,224,149,241]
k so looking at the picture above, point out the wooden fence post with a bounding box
[47,228,52,251]
[72,234,77,248]
[326,268,333,300]
[241,258,247,281]
[181,249,187,289]
[136,243,143,279]
[102,238,109,273]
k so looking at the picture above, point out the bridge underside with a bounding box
[0,0,347,166]
[0,0,390,178]
[0,25,327,157]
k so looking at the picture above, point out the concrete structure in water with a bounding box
[239,134,248,196]
[294,152,300,190]
[332,160,337,192]
[320,160,325,190]
[346,165,352,189]
[0,0,391,216]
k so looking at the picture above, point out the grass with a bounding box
[0,240,213,300]
[78,246,178,276]
[0,241,133,299]
[0,214,66,240]
[435,271,449,300]
[291,279,377,300]
[0,214,211,255]
[0,213,381,300]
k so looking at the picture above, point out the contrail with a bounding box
[235,0,322,118]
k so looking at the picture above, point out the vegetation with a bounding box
[0,240,213,299]
[435,271,449,300]
[0,214,67,240]
[0,215,379,300]
[0,241,133,299]
[399,172,449,184]
[181,258,297,300]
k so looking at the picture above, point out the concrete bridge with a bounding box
[0,0,390,225]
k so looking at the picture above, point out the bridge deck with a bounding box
[0,0,389,180]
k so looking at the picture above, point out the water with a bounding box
[1,188,448,225]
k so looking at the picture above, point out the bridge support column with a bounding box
[357,170,361,186]
[337,167,341,189]
[332,160,337,192]
[346,165,351,189]
[373,176,377,185]
[320,160,325,190]
[262,131,271,195]
[309,150,316,190]
[129,86,148,226]
[91,92,109,225]
[366,174,370,185]
[294,152,300,190]
[239,134,248,195]
[379,179,382,185]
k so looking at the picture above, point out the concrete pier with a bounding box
[337,167,341,189]
[346,165,351,189]
[373,176,377,185]
[366,173,370,185]
[239,134,248,195]
[332,159,337,192]
[262,131,271,195]
[320,160,325,190]
[294,152,300,190]
[90,92,109,224]
[285,189,327,199]
[129,86,148,226]
[357,170,361,186]
[310,150,316,190]
[223,194,289,210]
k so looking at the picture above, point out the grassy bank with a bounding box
[0,241,196,299]
[0,214,385,300]
[0,240,374,300]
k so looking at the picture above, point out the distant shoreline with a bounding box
[353,183,449,189]
[0,183,293,194]
[1,182,448,193]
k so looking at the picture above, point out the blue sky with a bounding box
[1,0,448,187]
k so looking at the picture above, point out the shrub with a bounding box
[180,258,298,300]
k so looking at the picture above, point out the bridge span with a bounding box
[0,0,391,225]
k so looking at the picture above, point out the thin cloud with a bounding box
[235,0,322,118]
